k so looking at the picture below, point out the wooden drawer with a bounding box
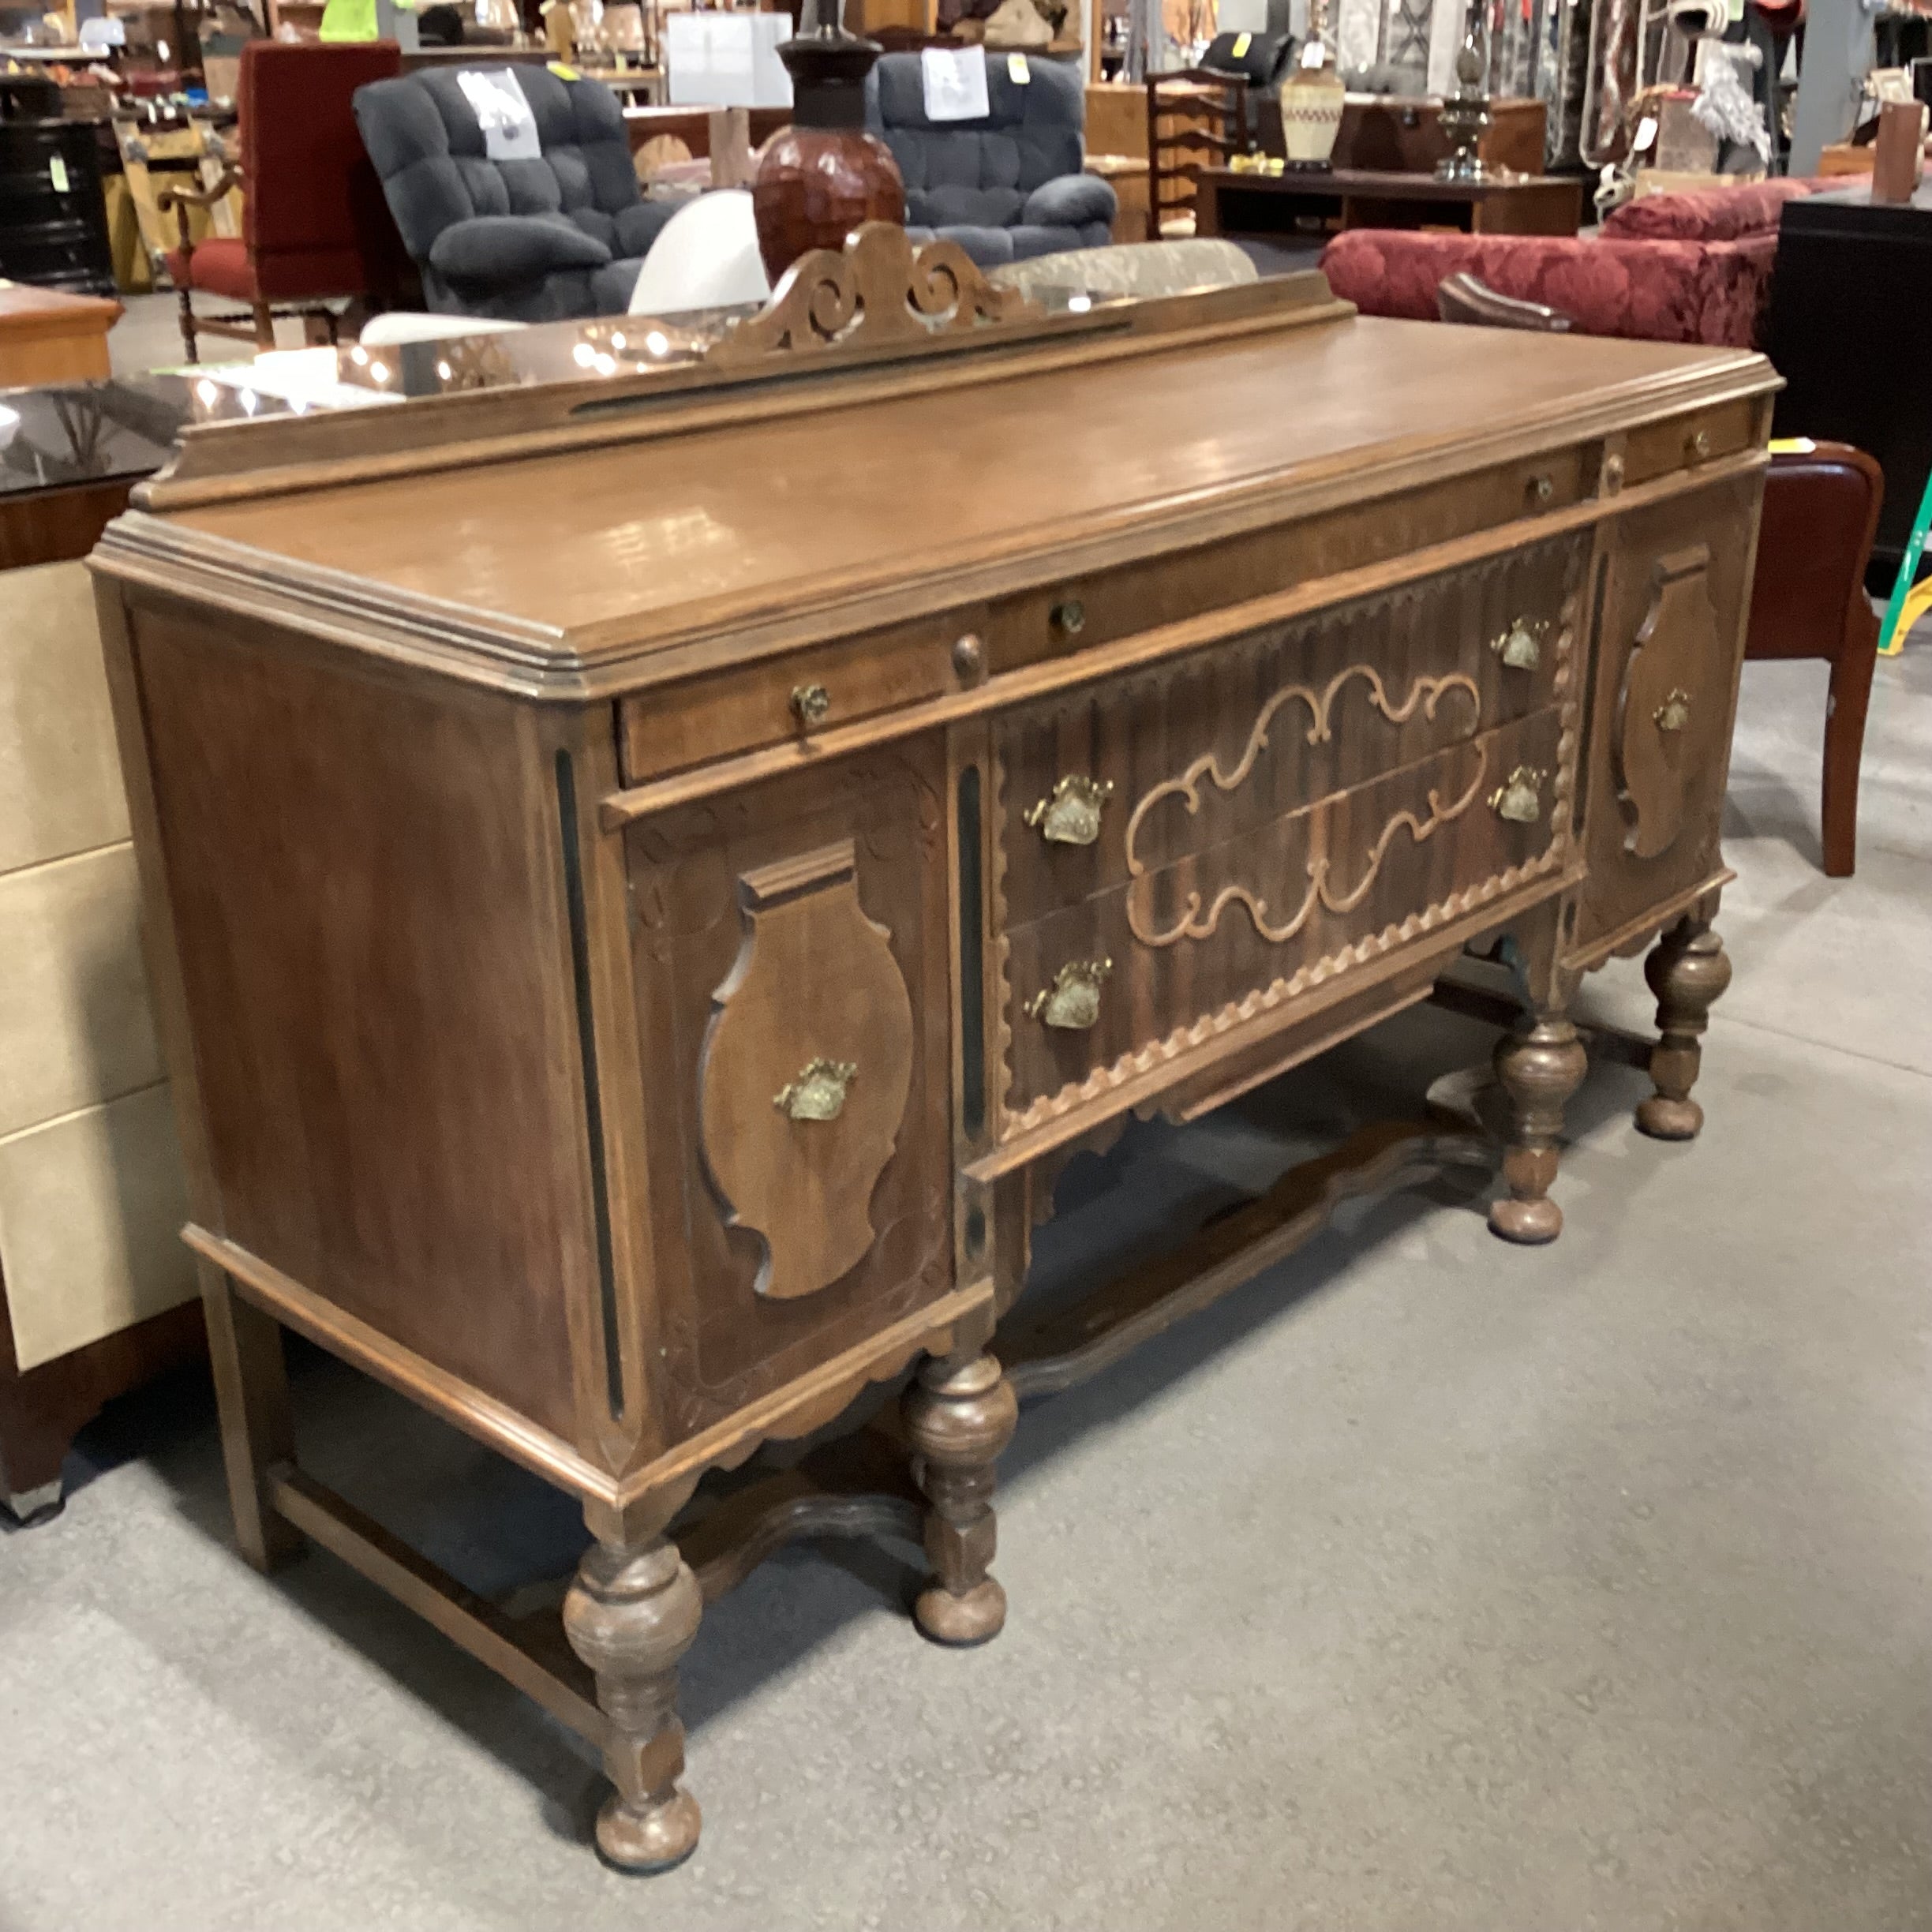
[618,605,985,783]
[1001,703,1571,1127]
[977,448,1595,682]
[1620,395,1760,492]
[994,528,1588,930]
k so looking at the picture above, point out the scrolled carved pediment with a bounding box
[707,222,1042,370]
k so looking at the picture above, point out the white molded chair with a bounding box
[627,189,772,316]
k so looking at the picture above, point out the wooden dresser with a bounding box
[92,237,1776,1873]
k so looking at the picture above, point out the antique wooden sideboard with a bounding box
[91,232,1776,1872]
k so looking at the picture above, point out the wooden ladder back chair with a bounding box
[1145,69,1252,241]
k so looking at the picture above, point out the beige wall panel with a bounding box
[0,844,162,1138]
[0,560,131,878]
[0,1084,195,1372]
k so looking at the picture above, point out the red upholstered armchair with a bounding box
[1322,178,1818,350]
[162,40,404,361]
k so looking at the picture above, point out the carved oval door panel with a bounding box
[625,741,953,1445]
[1615,545,1728,860]
[1567,474,1761,964]
[698,841,915,1303]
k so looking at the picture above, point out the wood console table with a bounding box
[1198,166,1585,242]
[91,234,1773,1873]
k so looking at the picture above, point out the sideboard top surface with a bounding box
[99,313,1774,697]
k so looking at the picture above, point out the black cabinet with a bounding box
[1765,182,1932,590]
[0,113,118,297]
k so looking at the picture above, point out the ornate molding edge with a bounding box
[708,222,1043,371]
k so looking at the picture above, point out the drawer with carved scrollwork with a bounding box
[994,530,1589,934]
[998,702,1573,1129]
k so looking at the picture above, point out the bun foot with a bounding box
[1488,1195,1563,1244]
[1488,1020,1585,1245]
[904,1350,1018,1646]
[914,1576,1008,1646]
[595,1787,701,1875]
[1635,1094,1703,1141]
[1638,919,1728,1142]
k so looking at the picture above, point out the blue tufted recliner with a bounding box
[865,53,1116,270]
[353,66,674,321]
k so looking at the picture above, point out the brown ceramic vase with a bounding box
[751,24,905,283]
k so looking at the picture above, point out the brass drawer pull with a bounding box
[790,683,831,730]
[951,632,985,682]
[1489,766,1545,824]
[1687,427,1712,461]
[1024,774,1114,846]
[1490,618,1544,672]
[1026,957,1111,1030]
[1653,688,1691,733]
[1050,597,1086,639]
[773,1058,856,1121]
[1528,472,1555,507]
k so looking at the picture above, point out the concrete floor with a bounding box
[2,648,1928,1930]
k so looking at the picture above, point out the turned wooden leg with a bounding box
[1488,1011,1589,1245]
[1636,919,1732,1141]
[176,285,198,364]
[902,1350,1018,1646]
[562,1532,703,1874]
[200,1262,301,1571]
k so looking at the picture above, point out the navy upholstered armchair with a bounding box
[865,53,1115,269]
[353,66,674,321]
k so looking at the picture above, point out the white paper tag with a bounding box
[457,68,541,162]
[48,154,69,193]
[1301,37,1326,67]
[1008,51,1031,82]
[923,44,990,121]
[1634,114,1658,153]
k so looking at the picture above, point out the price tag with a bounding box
[1633,114,1658,153]
[1230,31,1250,55]
[547,60,579,78]
[49,155,69,193]
[1008,51,1030,81]
[1301,37,1325,66]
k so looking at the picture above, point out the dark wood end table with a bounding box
[1197,167,1584,243]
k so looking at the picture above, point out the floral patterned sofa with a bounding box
[1321,179,1820,350]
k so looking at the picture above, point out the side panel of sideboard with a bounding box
[110,593,604,1451]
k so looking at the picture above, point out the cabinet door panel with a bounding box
[1567,475,1762,960]
[625,739,953,1443]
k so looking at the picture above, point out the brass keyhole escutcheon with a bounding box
[1024,774,1114,846]
[1653,688,1691,734]
[1687,428,1712,461]
[1026,958,1111,1030]
[773,1058,857,1121]
[1491,618,1544,672]
[1050,597,1086,640]
[1528,473,1555,507]
[790,683,831,730]
[1489,766,1545,824]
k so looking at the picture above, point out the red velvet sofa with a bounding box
[1321,178,1819,350]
